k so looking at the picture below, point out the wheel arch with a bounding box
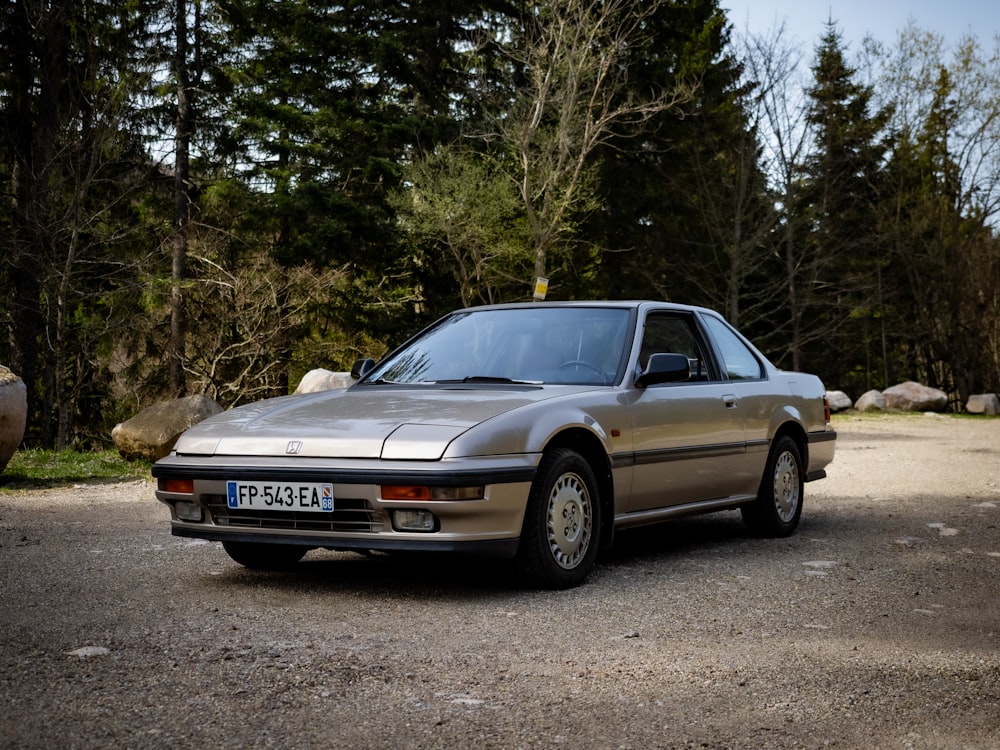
[771,420,808,468]
[543,427,615,551]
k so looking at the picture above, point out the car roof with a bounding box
[458,300,718,316]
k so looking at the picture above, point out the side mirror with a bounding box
[635,352,691,388]
[350,358,376,380]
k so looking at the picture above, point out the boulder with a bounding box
[855,390,887,413]
[294,369,354,394]
[882,381,949,412]
[112,394,223,461]
[826,390,853,412]
[966,393,1000,416]
[0,365,28,474]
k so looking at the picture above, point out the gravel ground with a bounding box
[1,414,999,749]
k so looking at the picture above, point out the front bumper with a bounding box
[153,453,537,558]
[169,524,521,557]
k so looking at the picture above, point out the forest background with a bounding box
[3,0,1000,449]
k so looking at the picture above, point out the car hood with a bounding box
[172,385,572,460]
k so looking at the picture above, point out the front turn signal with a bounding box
[165,478,195,494]
[380,485,484,501]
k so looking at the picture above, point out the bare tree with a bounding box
[736,23,817,369]
[182,252,353,405]
[876,24,1000,229]
[872,25,1000,398]
[395,145,531,307]
[490,0,693,290]
[46,93,153,448]
[673,24,788,330]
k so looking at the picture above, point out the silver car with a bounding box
[153,301,836,588]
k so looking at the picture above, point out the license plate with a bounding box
[226,481,334,512]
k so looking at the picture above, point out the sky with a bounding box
[721,0,998,50]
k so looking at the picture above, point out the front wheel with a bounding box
[515,447,601,589]
[221,541,308,570]
[741,435,804,537]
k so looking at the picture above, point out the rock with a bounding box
[294,369,354,394]
[854,390,887,413]
[826,390,853,412]
[966,393,1000,415]
[0,365,28,474]
[112,394,223,461]
[882,381,949,412]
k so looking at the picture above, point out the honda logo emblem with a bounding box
[286,441,303,455]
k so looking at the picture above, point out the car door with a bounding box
[622,311,758,512]
[698,312,775,481]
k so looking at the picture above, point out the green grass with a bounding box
[833,410,981,422]
[1,449,152,490]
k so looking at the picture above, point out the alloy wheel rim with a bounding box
[772,451,800,522]
[546,472,593,569]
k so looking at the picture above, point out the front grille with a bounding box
[204,495,384,533]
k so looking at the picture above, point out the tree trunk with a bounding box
[170,0,191,397]
[783,178,802,372]
[8,0,71,440]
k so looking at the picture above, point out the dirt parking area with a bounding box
[1,414,999,749]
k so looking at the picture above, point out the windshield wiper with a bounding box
[435,375,542,385]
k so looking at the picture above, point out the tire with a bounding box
[741,435,804,537]
[221,541,308,570]
[515,447,601,589]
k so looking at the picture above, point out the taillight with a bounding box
[823,395,832,423]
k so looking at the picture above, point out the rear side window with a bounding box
[701,315,764,380]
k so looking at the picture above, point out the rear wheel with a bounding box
[742,435,803,537]
[221,541,308,570]
[515,447,601,589]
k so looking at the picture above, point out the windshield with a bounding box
[363,307,632,386]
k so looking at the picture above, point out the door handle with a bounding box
[723,394,738,409]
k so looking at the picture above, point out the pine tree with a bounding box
[795,22,890,381]
[587,0,764,317]
[0,0,165,445]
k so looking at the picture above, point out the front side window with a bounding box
[637,313,713,381]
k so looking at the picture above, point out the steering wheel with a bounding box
[558,360,606,378]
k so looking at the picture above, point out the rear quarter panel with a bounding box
[738,370,834,476]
